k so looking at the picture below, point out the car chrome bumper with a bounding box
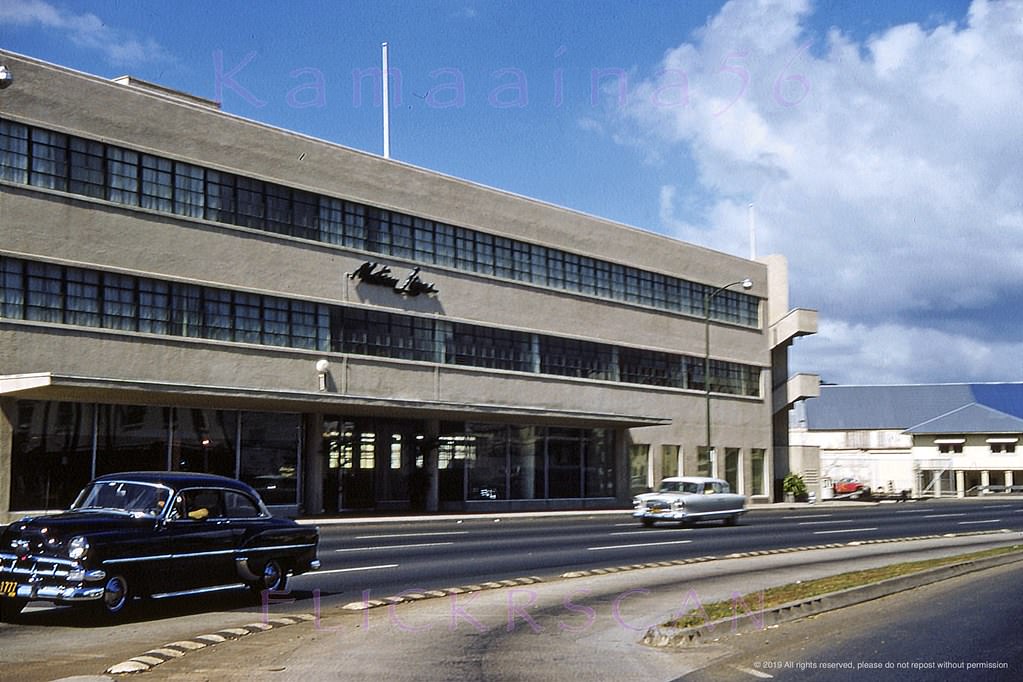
[3,582,105,603]
[633,509,686,520]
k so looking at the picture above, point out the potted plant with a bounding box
[783,472,809,502]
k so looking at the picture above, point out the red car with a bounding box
[833,478,866,495]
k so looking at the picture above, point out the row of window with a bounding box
[0,256,763,396]
[0,117,760,327]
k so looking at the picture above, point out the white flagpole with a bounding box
[382,42,390,159]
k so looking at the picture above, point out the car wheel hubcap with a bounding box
[104,576,128,612]
[263,562,282,589]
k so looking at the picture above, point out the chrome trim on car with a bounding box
[150,583,248,600]
[5,583,104,602]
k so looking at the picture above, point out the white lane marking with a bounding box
[300,564,399,575]
[797,519,854,525]
[958,519,1002,525]
[335,542,455,552]
[813,527,878,535]
[354,531,469,540]
[735,665,774,679]
[895,508,934,513]
[923,513,967,518]
[982,504,1012,509]
[781,514,832,519]
[588,539,693,551]
[610,528,693,536]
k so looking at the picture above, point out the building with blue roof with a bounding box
[793,384,1023,497]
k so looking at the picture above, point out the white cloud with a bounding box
[0,0,170,66]
[614,0,1023,384]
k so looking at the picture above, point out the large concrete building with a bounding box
[0,50,817,521]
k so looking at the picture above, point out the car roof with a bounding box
[660,476,727,484]
[91,471,257,493]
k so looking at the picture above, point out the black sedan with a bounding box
[0,471,319,620]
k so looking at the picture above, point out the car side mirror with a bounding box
[187,508,209,521]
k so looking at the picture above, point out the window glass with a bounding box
[102,273,137,331]
[0,119,28,183]
[29,128,67,190]
[106,146,138,205]
[235,176,266,228]
[172,408,237,477]
[139,279,170,334]
[240,412,300,506]
[95,404,171,475]
[10,400,94,511]
[202,288,232,341]
[140,154,172,211]
[66,268,100,326]
[25,261,63,323]
[466,424,507,501]
[0,256,24,318]
[225,490,262,517]
[69,137,105,198]
[174,162,205,218]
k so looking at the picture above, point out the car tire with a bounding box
[0,598,27,622]
[249,559,288,595]
[641,518,655,528]
[96,574,131,617]
[724,514,739,527]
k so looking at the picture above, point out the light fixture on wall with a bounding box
[0,65,13,90]
[315,358,330,391]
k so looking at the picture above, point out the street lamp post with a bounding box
[703,278,753,478]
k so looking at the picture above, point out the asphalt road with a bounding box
[681,558,1023,681]
[2,497,1023,681]
[295,498,1023,600]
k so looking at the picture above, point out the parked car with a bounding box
[833,478,868,496]
[632,476,747,527]
[0,471,319,621]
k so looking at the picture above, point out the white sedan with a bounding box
[632,476,747,527]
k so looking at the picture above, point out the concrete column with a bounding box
[0,398,14,520]
[1006,471,1014,489]
[932,471,941,497]
[956,470,965,498]
[424,419,440,513]
[303,413,324,515]
[980,470,990,494]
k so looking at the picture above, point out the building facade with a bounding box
[792,384,1023,498]
[0,51,816,521]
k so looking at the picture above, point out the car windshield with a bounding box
[70,481,171,516]
[659,481,701,494]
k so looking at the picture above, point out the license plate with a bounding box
[0,580,19,598]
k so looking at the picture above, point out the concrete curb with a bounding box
[104,615,314,675]
[641,547,1023,648]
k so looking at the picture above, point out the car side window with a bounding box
[170,488,225,520]
[224,490,262,518]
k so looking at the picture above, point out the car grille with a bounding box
[645,500,669,510]
[0,551,75,580]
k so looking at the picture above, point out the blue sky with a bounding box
[4,0,1021,386]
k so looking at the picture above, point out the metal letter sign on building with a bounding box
[348,262,439,296]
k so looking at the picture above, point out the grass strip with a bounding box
[665,543,1023,629]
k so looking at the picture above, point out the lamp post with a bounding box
[703,278,753,477]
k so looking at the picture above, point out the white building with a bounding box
[792,384,1023,497]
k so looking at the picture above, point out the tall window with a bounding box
[661,445,680,479]
[750,448,766,496]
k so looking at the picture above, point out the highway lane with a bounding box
[292,498,1023,599]
[683,554,1023,681]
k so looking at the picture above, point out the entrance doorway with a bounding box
[322,417,425,512]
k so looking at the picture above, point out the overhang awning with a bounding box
[986,437,1019,444]
[0,372,672,428]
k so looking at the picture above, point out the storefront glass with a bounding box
[10,401,93,510]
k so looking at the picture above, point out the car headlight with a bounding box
[671,500,686,511]
[68,535,89,560]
